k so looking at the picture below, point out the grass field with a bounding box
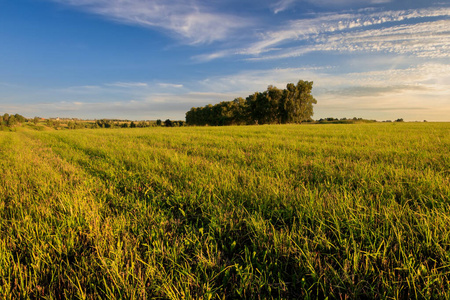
[0,123,449,299]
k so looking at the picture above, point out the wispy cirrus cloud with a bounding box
[250,19,450,60]
[272,0,391,13]
[248,7,450,56]
[199,7,450,60]
[106,82,148,88]
[49,0,249,44]
[272,0,296,14]
[158,83,184,88]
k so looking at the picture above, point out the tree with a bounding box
[137,121,148,128]
[185,80,317,126]
[3,113,9,123]
[232,97,249,125]
[266,85,283,124]
[14,114,26,123]
[164,119,173,127]
[156,119,162,126]
[280,81,317,123]
[246,92,261,124]
[7,115,17,127]
[295,80,317,122]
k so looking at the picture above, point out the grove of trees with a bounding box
[185,80,317,126]
[0,113,27,128]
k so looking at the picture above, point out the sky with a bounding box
[0,0,449,121]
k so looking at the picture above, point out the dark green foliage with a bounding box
[96,119,113,128]
[47,119,61,128]
[1,113,26,127]
[7,115,17,127]
[137,121,149,128]
[164,119,173,127]
[14,113,26,123]
[318,117,377,124]
[67,121,88,129]
[2,113,9,123]
[186,80,317,126]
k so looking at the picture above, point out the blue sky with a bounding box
[1,0,449,121]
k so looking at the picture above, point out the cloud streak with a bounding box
[250,19,450,60]
[48,1,449,59]
[272,0,296,14]
[50,0,248,44]
[272,0,391,13]
[158,83,184,88]
[201,7,450,60]
[106,82,148,88]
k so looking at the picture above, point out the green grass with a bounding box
[0,123,449,299]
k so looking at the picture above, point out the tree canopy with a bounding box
[1,113,26,127]
[186,80,317,126]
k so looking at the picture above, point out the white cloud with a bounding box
[272,0,392,13]
[272,0,296,14]
[260,8,449,54]
[158,83,184,88]
[192,49,238,62]
[106,82,148,88]
[49,0,248,44]
[305,0,391,6]
[249,19,450,60]
[202,7,450,60]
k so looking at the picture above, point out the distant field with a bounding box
[1,123,449,299]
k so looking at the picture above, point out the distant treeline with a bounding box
[0,113,185,131]
[317,117,404,124]
[318,117,377,124]
[185,80,317,126]
[0,113,27,127]
[94,119,184,128]
[45,119,184,130]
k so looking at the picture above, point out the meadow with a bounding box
[0,122,449,299]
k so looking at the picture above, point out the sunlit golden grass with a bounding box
[1,122,449,299]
